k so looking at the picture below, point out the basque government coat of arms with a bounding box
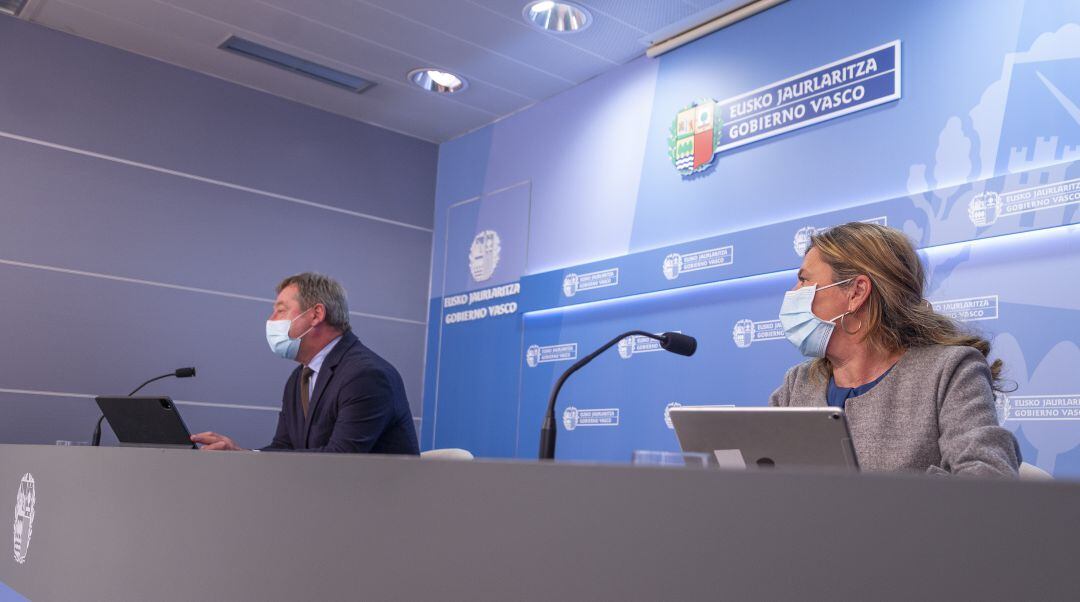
[668,99,722,175]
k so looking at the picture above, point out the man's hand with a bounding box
[191,431,245,451]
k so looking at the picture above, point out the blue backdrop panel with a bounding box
[921,225,1080,474]
[518,270,801,462]
[425,0,1080,478]
[520,160,1080,315]
[508,156,1080,472]
[514,221,1080,470]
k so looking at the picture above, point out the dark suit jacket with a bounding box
[262,330,419,454]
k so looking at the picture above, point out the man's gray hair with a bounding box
[276,272,351,332]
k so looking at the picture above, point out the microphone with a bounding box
[659,332,697,356]
[173,367,196,378]
[90,367,197,446]
[538,331,696,460]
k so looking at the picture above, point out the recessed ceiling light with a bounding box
[408,68,468,94]
[523,1,591,33]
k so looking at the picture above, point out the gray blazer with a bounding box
[770,344,1020,476]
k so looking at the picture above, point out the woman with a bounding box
[770,222,1020,476]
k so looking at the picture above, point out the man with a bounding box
[191,273,419,454]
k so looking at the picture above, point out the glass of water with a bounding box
[631,450,710,468]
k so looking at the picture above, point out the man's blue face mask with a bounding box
[265,306,315,361]
[778,279,852,358]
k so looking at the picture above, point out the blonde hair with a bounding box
[807,222,1004,388]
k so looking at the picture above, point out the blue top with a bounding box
[826,366,895,409]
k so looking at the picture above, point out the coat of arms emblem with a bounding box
[562,406,579,431]
[13,473,35,565]
[669,99,721,175]
[468,230,501,282]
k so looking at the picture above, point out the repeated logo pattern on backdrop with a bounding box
[967,179,1080,227]
[792,217,888,256]
[562,406,620,431]
[662,246,733,280]
[562,268,619,298]
[525,343,578,368]
[732,319,786,348]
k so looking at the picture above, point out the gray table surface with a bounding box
[2,444,1078,601]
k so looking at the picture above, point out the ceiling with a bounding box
[18,0,754,142]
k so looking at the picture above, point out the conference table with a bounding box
[2,444,1078,601]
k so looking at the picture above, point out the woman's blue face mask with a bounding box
[778,279,852,358]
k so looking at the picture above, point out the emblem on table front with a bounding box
[13,473,36,564]
[664,402,683,429]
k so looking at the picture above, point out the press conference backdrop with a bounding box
[422,0,1080,477]
[0,18,436,447]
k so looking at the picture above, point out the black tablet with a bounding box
[95,396,196,449]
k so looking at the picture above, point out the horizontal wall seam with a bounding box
[1,387,423,421]
[0,257,427,326]
[0,387,277,412]
[0,129,434,233]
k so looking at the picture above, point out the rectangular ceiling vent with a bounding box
[219,36,375,94]
[0,0,29,17]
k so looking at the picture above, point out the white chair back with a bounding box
[1019,462,1053,480]
[420,448,474,460]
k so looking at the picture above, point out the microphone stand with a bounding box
[539,331,687,460]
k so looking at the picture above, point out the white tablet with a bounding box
[669,406,859,471]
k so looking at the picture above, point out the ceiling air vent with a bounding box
[0,0,29,17]
[219,36,375,94]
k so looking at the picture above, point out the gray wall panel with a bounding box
[1,263,425,417]
[0,18,437,228]
[0,19,434,447]
[4,260,301,408]
[0,393,101,445]
[0,136,432,323]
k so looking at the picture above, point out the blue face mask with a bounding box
[778,279,852,358]
[265,307,315,361]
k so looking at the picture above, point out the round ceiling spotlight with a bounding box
[408,68,468,94]
[523,1,592,33]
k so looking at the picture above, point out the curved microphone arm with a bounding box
[126,373,177,398]
[538,331,665,460]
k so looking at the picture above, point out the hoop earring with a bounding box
[840,313,863,335]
